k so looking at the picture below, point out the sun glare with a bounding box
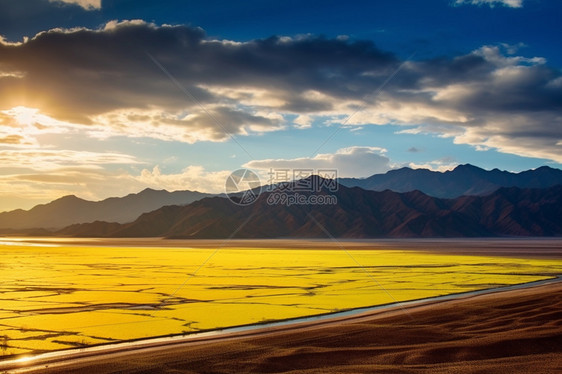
[3,106,40,126]
[2,106,80,131]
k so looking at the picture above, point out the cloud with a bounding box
[0,21,560,163]
[89,106,284,143]
[136,165,232,193]
[408,158,458,172]
[0,20,395,143]
[0,106,84,147]
[0,161,232,211]
[0,148,143,211]
[244,147,392,178]
[0,149,140,171]
[48,0,101,10]
[453,0,523,8]
[0,166,149,211]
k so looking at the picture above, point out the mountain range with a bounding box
[58,177,562,238]
[1,164,561,238]
[0,188,212,230]
[339,164,562,198]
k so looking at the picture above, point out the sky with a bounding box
[0,0,561,211]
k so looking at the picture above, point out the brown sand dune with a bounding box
[7,281,562,374]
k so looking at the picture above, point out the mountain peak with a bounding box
[55,195,84,202]
[452,164,483,172]
[533,165,556,172]
[139,187,161,193]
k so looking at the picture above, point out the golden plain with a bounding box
[0,243,560,357]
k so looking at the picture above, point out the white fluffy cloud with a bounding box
[48,0,101,10]
[136,165,232,193]
[453,0,523,8]
[244,147,392,178]
[408,159,459,173]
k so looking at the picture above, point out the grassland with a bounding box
[0,241,560,357]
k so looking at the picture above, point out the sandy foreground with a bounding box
[1,280,559,373]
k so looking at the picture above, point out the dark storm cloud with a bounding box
[0,20,560,159]
[0,0,101,42]
[0,21,395,119]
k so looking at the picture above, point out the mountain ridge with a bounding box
[0,189,213,230]
[338,164,562,198]
[2,164,561,233]
[56,178,562,239]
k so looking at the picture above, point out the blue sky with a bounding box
[0,0,560,210]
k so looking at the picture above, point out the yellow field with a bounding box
[0,243,560,357]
